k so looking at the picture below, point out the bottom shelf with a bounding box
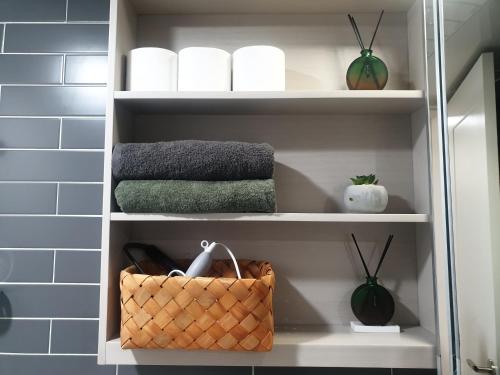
[103,325,436,368]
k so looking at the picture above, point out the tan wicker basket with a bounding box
[120,259,275,351]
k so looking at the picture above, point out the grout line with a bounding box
[48,320,53,354]
[55,183,60,214]
[0,317,99,320]
[65,0,69,22]
[1,24,5,53]
[52,251,57,283]
[61,55,66,85]
[58,118,63,149]
[0,282,99,286]
[116,365,119,375]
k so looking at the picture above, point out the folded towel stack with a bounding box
[112,140,276,213]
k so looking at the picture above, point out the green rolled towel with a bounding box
[115,180,276,213]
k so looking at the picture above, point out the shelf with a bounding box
[113,90,425,115]
[104,325,436,368]
[129,0,417,14]
[110,213,429,223]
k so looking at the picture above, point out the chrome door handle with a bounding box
[467,359,497,374]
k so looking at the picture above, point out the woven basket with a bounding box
[120,259,275,351]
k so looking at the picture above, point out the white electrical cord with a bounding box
[209,241,242,280]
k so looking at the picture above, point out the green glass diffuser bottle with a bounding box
[346,11,388,90]
[350,233,395,326]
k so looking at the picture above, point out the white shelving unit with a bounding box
[99,0,442,369]
[105,326,436,368]
[114,90,425,114]
[110,213,430,223]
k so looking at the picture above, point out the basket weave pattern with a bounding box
[120,260,275,351]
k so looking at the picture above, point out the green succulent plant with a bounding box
[350,174,379,185]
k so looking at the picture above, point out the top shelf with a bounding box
[114,90,425,115]
[129,0,417,14]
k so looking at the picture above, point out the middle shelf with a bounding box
[110,212,429,223]
[104,325,436,367]
[114,90,425,115]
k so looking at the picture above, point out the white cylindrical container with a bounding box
[178,47,231,91]
[232,45,285,91]
[127,47,177,91]
[344,185,389,213]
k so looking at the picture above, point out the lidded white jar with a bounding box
[232,45,285,91]
[127,47,178,91]
[178,47,231,91]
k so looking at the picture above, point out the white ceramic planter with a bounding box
[178,47,231,91]
[344,185,388,213]
[127,47,178,91]
[232,45,285,91]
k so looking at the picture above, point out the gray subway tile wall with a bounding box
[0,356,115,375]
[0,86,106,116]
[68,0,111,21]
[58,183,103,214]
[1,284,99,317]
[0,183,57,214]
[0,0,67,22]
[0,319,50,353]
[0,150,104,181]
[61,118,106,149]
[0,1,436,375]
[0,118,60,148]
[65,55,108,84]
[0,0,108,370]
[0,250,54,282]
[50,320,99,354]
[0,55,63,84]
[54,250,101,283]
[0,216,101,248]
[4,24,109,53]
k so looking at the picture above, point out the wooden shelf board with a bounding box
[114,90,425,114]
[110,212,429,223]
[103,325,436,367]
[129,0,417,15]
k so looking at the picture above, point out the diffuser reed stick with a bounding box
[351,233,371,278]
[368,10,385,51]
[348,14,364,49]
[374,234,394,278]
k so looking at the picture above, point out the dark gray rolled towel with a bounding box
[112,140,274,181]
[114,179,276,213]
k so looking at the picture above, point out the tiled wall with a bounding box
[0,0,108,374]
[0,1,435,375]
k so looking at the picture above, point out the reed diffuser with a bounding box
[346,11,388,90]
[350,233,395,326]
